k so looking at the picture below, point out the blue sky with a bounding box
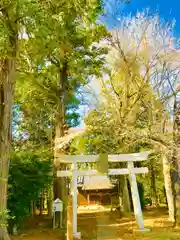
[102,0,180,36]
[125,0,180,35]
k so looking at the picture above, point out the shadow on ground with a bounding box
[12,208,180,240]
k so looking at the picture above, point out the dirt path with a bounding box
[12,230,64,240]
[12,209,180,240]
[96,212,122,240]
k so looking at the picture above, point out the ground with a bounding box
[12,208,180,240]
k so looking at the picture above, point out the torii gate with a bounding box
[55,151,150,239]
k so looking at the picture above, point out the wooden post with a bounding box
[67,196,73,240]
[72,161,78,236]
[53,211,56,229]
[128,161,144,230]
[87,194,90,205]
[67,196,81,240]
[71,162,81,239]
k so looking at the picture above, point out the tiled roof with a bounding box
[81,175,114,190]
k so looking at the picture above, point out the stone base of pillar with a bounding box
[134,228,151,232]
[73,232,81,240]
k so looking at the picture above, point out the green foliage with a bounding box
[13,0,108,147]
[7,150,52,229]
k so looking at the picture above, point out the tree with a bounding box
[68,50,157,214]
[0,2,19,238]
[69,11,180,221]
[0,1,56,236]
[105,11,180,221]
[12,0,109,227]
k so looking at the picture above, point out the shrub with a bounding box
[7,150,52,232]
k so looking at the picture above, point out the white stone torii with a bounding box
[56,151,150,239]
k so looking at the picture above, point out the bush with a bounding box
[137,182,145,210]
[7,150,52,232]
[127,180,145,211]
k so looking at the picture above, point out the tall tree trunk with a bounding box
[161,113,175,221]
[33,201,36,215]
[39,192,43,216]
[54,58,68,229]
[118,177,123,213]
[148,83,159,208]
[149,160,159,208]
[0,58,16,240]
[48,123,54,218]
[123,176,131,213]
[171,97,180,226]
[0,6,18,239]
[47,186,53,217]
[162,154,175,222]
[118,176,131,215]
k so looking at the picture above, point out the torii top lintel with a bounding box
[54,151,150,164]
